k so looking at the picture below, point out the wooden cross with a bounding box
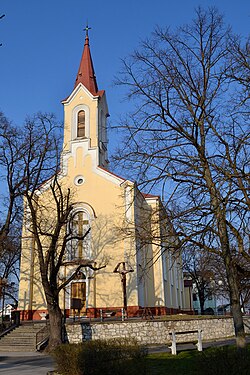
[113,262,134,314]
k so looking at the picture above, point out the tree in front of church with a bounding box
[23,174,105,350]
[19,114,106,350]
[114,7,250,347]
[0,112,105,349]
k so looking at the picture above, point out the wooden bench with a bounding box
[169,329,202,355]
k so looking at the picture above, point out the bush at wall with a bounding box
[198,346,250,375]
[52,343,83,375]
[52,338,147,375]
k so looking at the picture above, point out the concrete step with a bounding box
[14,326,45,331]
[0,342,35,346]
[0,346,36,352]
[0,344,36,348]
[3,332,37,338]
[1,340,36,345]
[0,323,47,352]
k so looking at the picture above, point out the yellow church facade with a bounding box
[18,33,187,320]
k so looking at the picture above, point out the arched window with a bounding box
[68,211,90,261]
[77,110,85,138]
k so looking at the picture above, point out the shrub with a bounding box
[52,343,83,375]
[53,338,147,375]
[197,346,250,375]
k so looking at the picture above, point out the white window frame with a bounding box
[67,208,92,261]
[71,104,90,140]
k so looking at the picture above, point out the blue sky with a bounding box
[0,0,249,155]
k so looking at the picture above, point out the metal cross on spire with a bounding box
[83,24,91,37]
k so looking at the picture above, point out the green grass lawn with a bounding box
[144,345,250,375]
[53,340,250,375]
[145,350,200,375]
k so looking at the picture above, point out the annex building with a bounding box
[18,31,187,320]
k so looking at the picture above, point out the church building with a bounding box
[18,31,186,320]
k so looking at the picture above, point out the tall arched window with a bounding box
[77,110,85,137]
[68,211,90,261]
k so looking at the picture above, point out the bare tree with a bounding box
[0,112,24,242]
[0,111,53,242]
[0,112,59,296]
[0,112,106,349]
[0,13,5,47]
[227,35,250,105]
[184,248,250,315]
[0,228,20,308]
[235,258,250,314]
[23,174,105,350]
[0,112,27,312]
[183,246,226,315]
[114,7,250,347]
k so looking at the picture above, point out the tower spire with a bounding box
[74,25,98,95]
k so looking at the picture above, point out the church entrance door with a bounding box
[70,281,86,316]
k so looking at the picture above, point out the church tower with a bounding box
[61,30,109,172]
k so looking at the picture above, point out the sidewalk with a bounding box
[147,335,250,354]
[0,352,55,375]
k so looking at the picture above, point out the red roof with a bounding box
[142,192,159,199]
[98,166,126,181]
[74,35,99,95]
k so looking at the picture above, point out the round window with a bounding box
[74,175,85,186]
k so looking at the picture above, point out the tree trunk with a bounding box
[224,254,246,348]
[202,159,246,347]
[197,288,205,315]
[199,297,205,315]
[47,300,64,351]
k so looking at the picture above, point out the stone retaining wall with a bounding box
[66,317,250,345]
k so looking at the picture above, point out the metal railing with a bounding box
[0,322,17,338]
[36,324,49,351]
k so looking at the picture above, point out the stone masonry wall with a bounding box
[66,317,250,345]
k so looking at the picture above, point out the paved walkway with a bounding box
[0,352,55,375]
[148,336,250,354]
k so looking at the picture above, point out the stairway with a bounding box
[0,323,46,352]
